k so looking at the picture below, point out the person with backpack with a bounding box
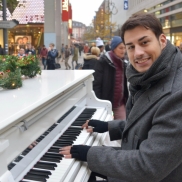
[47,43,58,70]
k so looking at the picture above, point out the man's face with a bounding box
[124,26,167,73]
[19,49,24,55]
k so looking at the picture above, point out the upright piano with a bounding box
[0,70,112,182]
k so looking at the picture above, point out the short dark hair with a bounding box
[121,13,163,44]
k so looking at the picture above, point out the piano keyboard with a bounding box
[9,107,109,182]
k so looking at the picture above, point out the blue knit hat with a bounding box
[111,36,123,50]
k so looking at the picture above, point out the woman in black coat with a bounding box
[82,46,100,70]
[93,36,128,120]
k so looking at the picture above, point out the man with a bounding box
[64,45,71,70]
[72,44,79,69]
[17,48,26,58]
[47,43,58,70]
[96,37,105,56]
[105,40,111,52]
[61,43,65,62]
[25,43,36,55]
[83,43,90,53]
[40,45,48,70]
[60,13,182,182]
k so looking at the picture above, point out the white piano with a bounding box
[0,70,112,182]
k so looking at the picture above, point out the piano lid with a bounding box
[0,70,94,133]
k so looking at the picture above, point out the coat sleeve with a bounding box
[87,90,182,182]
[108,120,126,141]
[93,60,104,99]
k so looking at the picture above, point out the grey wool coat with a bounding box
[87,47,182,181]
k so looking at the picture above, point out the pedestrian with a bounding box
[105,40,111,52]
[60,13,182,182]
[64,45,71,70]
[96,37,105,56]
[47,43,58,70]
[61,43,65,62]
[40,45,48,70]
[25,43,36,55]
[0,45,4,55]
[82,46,100,70]
[78,44,83,56]
[93,36,128,120]
[83,43,90,53]
[72,44,79,70]
[17,48,26,58]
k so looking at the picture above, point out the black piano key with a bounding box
[48,148,60,153]
[21,148,32,156]
[74,118,88,121]
[53,143,72,147]
[59,136,77,140]
[29,169,51,176]
[14,156,23,162]
[34,162,57,170]
[78,114,94,118]
[8,163,16,170]
[23,174,47,181]
[66,127,83,131]
[42,131,50,136]
[44,153,63,158]
[40,157,61,163]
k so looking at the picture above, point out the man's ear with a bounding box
[159,34,167,49]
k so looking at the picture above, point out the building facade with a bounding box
[106,0,182,46]
[0,0,71,54]
[72,21,86,43]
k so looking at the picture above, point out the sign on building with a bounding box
[124,0,128,10]
[62,0,69,21]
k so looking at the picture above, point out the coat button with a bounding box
[123,138,127,143]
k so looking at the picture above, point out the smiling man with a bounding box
[60,13,182,182]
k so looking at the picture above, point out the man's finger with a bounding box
[87,128,93,133]
[60,146,72,151]
[64,154,72,159]
[82,120,89,128]
[59,150,71,155]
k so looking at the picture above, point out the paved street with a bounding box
[39,52,84,70]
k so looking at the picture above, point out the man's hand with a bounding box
[59,145,90,162]
[82,119,108,133]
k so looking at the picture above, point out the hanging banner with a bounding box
[62,0,69,21]
[68,4,72,34]
[124,0,128,10]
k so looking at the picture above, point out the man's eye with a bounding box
[128,46,134,50]
[142,41,148,45]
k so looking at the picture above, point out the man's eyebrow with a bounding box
[125,36,148,45]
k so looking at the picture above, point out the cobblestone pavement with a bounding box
[39,51,84,70]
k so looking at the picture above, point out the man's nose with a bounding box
[134,45,144,58]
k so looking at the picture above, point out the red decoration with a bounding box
[68,4,72,34]
[62,0,69,21]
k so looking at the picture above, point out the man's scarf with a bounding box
[126,40,177,97]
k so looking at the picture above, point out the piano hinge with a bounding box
[15,120,29,132]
